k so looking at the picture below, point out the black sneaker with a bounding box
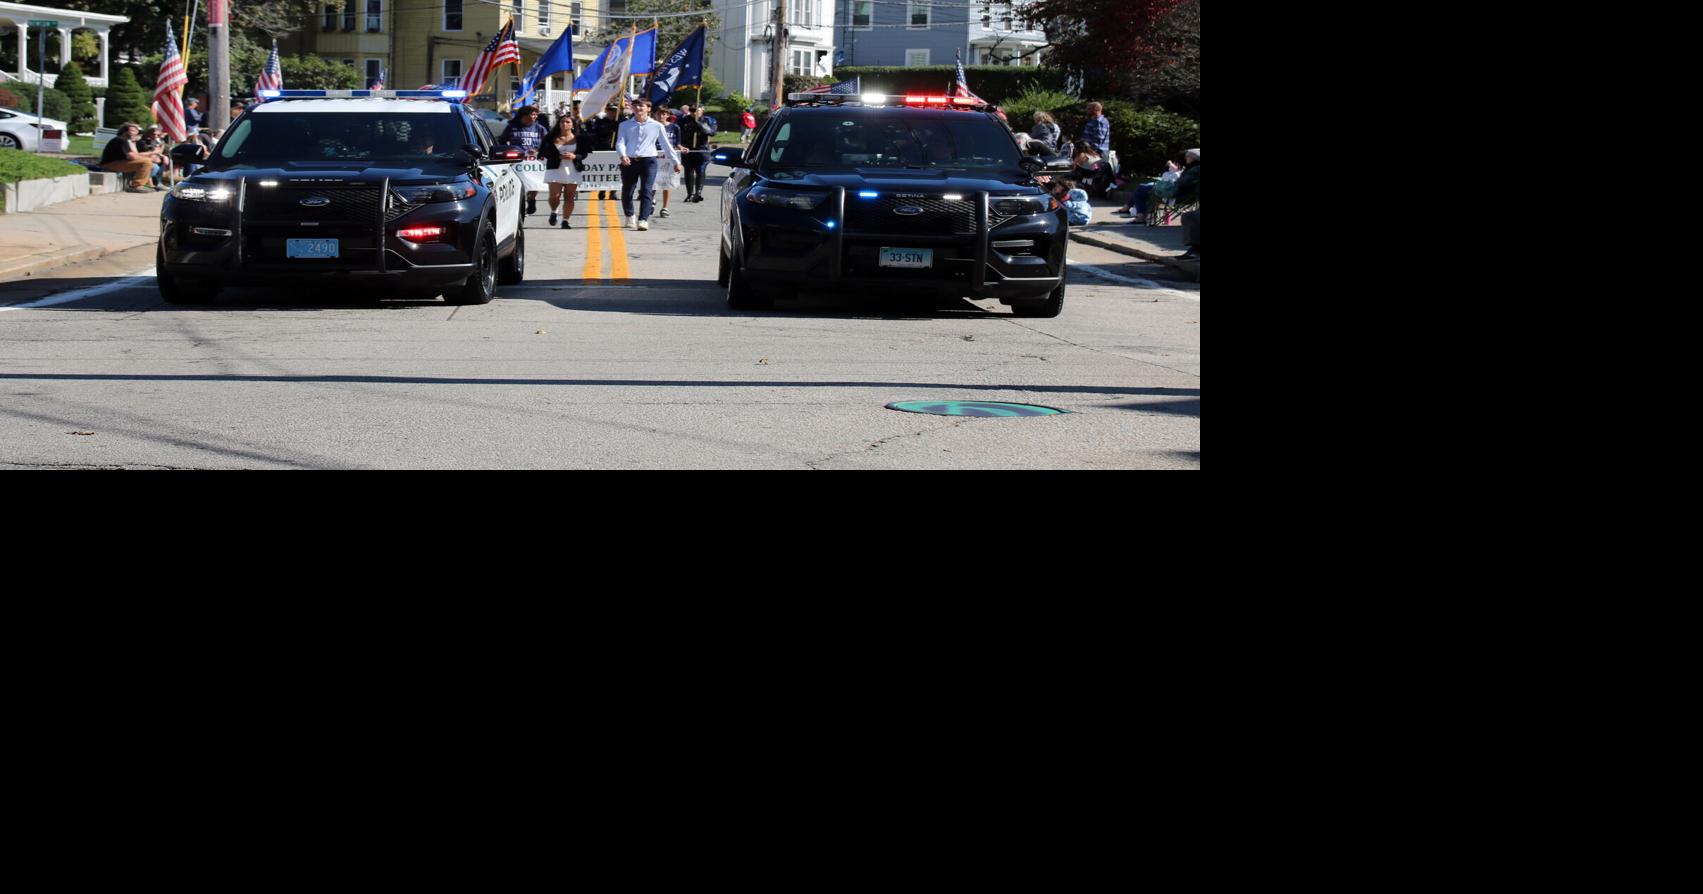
[527,195,537,215]
[548,212,558,226]
[562,219,572,229]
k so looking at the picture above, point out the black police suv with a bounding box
[712,94,1072,317]
[158,92,528,306]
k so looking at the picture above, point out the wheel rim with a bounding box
[482,239,496,295]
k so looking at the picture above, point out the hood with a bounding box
[759,168,1042,194]
[186,162,473,186]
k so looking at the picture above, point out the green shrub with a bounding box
[105,67,152,128]
[14,85,73,122]
[55,61,99,133]
[1056,100,1199,175]
[1001,87,1077,131]
[0,147,88,181]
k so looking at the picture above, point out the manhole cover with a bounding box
[887,401,1067,417]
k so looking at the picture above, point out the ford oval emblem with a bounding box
[895,206,924,216]
[300,197,331,207]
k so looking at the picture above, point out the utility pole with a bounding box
[770,0,786,108]
[209,0,230,130]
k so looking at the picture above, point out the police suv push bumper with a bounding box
[160,174,485,291]
[733,187,1065,300]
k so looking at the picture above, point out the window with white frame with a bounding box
[513,1,524,32]
[789,48,813,76]
[323,4,337,30]
[444,0,463,31]
[908,2,930,29]
[539,1,550,33]
[852,1,873,30]
[571,3,581,36]
[906,49,930,66]
[366,59,383,84]
[366,0,382,32]
[343,0,355,30]
[442,59,463,87]
[789,0,814,29]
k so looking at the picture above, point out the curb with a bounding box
[0,244,116,281]
[1069,230,1199,282]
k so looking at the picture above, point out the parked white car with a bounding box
[0,108,70,152]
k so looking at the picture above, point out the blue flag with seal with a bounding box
[646,25,706,108]
[518,28,573,105]
[574,28,658,90]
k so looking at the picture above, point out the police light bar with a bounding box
[257,89,468,101]
[784,92,987,109]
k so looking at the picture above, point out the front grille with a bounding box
[845,196,978,236]
[245,186,385,225]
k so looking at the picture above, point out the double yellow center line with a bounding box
[580,198,630,281]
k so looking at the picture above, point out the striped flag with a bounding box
[462,17,522,100]
[152,23,189,141]
[953,50,985,105]
[255,42,283,98]
[804,77,861,96]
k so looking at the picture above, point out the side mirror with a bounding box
[486,145,525,164]
[1019,157,1046,175]
[711,148,746,168]
[170,143,205,167]
[1042,154,1075,174]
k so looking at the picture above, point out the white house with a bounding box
[711,0,834,104]
[0,1,128,89]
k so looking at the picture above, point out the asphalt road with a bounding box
[0,179,1200,469]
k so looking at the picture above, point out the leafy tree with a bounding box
[14,86,74,122]
[1025,0,1199,110]
[55,61,99,133]
[104,66,152,128]
[591,0,720,69]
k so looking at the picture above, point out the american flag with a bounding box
[953,50,985,105]
[152,23,189,141]
[462,17,521,100]
[804,76,861,96]
[255,42,283,98]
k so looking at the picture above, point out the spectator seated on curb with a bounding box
[98,122,163,193]
[1049,179,1092,227]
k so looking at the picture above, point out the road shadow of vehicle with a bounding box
[508,278,1021,321]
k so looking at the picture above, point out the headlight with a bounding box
[747,185,829,210]
[171,183,234,202]
[992,195,1052,216]
[393,183,477,205]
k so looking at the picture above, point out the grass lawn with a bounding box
[0,147,91,211]
[68,135,95,156]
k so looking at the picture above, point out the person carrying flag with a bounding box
[678,104,715,203]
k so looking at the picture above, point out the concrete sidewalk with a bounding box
[1068,195,1199,282]
[0,189,164,282]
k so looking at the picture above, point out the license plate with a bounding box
[287,239,340,259]
[880,248,933,269]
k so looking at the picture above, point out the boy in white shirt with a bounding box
[615,99,684,230]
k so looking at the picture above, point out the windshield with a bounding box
[761,113,1021,172]
[211,112,470,167]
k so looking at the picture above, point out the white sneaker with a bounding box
[637,220,650,231]
[627,216,637,229]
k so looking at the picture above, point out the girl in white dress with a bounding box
[543,117,582,229]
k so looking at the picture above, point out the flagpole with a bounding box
[181,0,199,109]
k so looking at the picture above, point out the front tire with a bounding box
[726,252,771,311]
[157,247,219,305]
[448,228,497,306]
[1010,278,1065,318]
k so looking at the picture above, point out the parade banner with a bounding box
[514,158,549,192]
[579,153,624,192]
